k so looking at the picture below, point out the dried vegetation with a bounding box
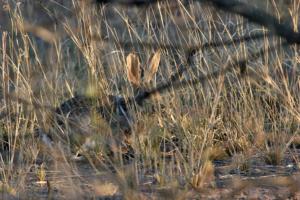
[0,0,300,199]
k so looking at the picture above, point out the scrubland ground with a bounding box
[0,0,300,199]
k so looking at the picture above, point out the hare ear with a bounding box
[144,50,160,83]
[126,53,141,86]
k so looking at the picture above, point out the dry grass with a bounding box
[0,0,299,199]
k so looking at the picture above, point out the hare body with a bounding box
[38,94,134,159]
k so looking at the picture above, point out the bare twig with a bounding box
[94,0,299,44]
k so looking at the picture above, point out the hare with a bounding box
[37,50,161,162]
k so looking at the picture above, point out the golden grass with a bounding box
[0,0,299,199]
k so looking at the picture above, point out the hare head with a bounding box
[126,50,161,104]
